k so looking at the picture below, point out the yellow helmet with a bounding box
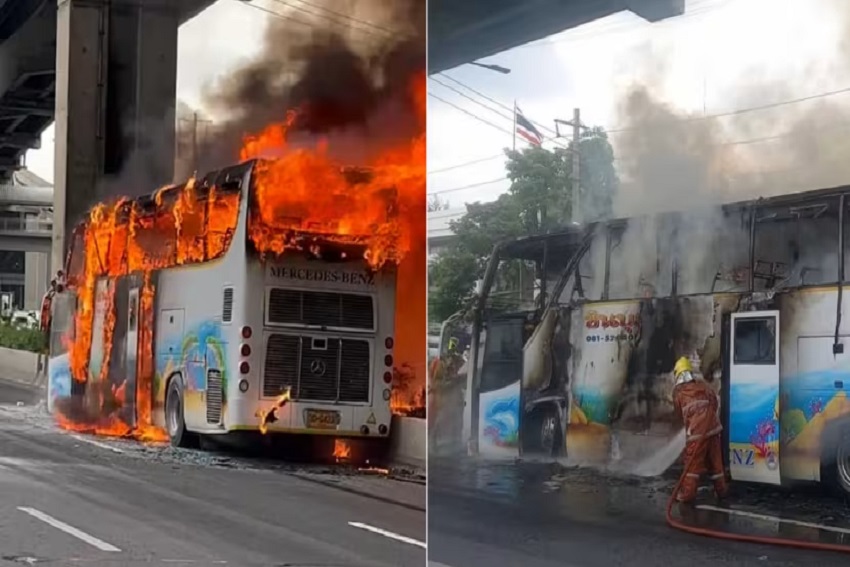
[673,356,693,378]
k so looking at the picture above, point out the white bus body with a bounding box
[47,161,397,444]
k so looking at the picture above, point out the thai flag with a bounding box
[515,105,543,146]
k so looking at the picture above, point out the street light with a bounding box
[468,62,511,74]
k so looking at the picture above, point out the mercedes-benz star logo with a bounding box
[310,359,327,377]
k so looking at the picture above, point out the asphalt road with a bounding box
[0,393,425,567]
[0,378,39,405]
[428,458,850,567]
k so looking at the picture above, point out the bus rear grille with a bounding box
[206,369,223,424]
[268,289,374,330]
[263,334,371,403]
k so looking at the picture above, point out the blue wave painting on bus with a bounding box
[482,395,520,448]
[729,381,779,473]
[47,352,72,413]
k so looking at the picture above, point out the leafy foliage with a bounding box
[428,129,618,323]
[0,322,46,353]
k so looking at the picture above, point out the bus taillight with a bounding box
[240,344,251,357]
[383,371,392,384]
[240,361,250,374]
[385,337,394,349]
[384,355,393,367]
[241,326,252,339]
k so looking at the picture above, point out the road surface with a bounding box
[0,392,425,567]
[428,457,850,567]
[0,378,39,405]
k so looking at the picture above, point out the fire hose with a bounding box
[666,435,850,554]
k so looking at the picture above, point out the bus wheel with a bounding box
[833,428,850,497]
[166,378,197,449]
[524,407,561,456]
[540,411,561,456]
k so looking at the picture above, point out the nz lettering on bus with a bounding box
[584,310,641,344]
[268,266,376,287]
[731,447,756,467]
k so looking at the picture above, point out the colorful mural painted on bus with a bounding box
[154,319,229,417]
[729,380,780,483]
[780,368,850,481]
[478,383,520,457]
[47,352,72,414]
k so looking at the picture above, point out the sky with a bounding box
[24,0,270,185]
[426,0,844,209]
[22,0,847,206]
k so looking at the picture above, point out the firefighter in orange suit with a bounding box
[672,356,729,503]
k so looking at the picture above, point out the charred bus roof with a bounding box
[497,182,850,265]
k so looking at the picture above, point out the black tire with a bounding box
[822,425,850,500]
[540,409,562,457]
[524,407,562,456]
[165,377,198,449]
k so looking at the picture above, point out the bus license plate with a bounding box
[305,409,340,430]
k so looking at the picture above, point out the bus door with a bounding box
[125,283,140,427]
[477,314,524,458]
[728,311,781,485]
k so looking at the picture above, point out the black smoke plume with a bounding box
[176,0,424,178]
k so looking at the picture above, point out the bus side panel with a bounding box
[778,288,850,483]
[560,295,738,466]
[155,261,241,433]
[47,292,76,414]
[223,257,263,431]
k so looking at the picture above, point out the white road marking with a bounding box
[428,562,456,567]
[69,434,124,454]
[161,561,227,564]
[347,521,426,549]
[697,504,850,535]
[17,507,122,552]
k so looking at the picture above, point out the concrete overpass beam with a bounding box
[625,0,685,22]
[52,0,178,274]
[104,1,178,187]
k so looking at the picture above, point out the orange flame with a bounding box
[58,180,240,442]
[257,389,292,435]
[333,439,351,461]
[241,71,427,417]
[58,70,426,440]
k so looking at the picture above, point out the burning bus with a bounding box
[45,158,400,448]
[465,184,850,496]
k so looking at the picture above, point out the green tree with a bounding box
[427,193,451,212]
[428,129,618,324]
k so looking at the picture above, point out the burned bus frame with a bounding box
[466,185,849,457]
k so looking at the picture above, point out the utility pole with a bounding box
[555,108,585,224]
[178,113,212,175]
[191,112,199,174]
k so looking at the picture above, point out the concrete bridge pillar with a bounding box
[52,0,178,273]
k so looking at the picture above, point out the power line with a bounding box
[235,0,317,27]
[427,177,509,196]
[267,0,395,39]
[605,85,850,135]
[430,76,514,122]
[428,93,515,137]
[272,0,398,37]
[235,0,376,44]
[430,76,571,150]
[428,153,505,175]
[437,73,563,140]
